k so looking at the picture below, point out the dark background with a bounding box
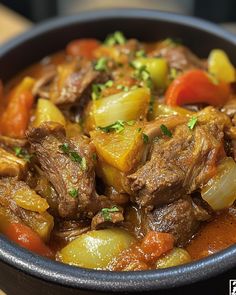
[1,0,236,23]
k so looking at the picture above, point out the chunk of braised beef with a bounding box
[221,98,236,118]
[129,107,229,208]
[50,58,107,107]
[123,196,211,246]
[143,197,211,246]
[52,219,91,243]
[27,122,111,219]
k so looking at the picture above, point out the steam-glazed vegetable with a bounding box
[90,123,144,172]
[208,49,235,83]
[4,222,53,257]
[88,88,150,129]
[152,103,195,119]
[155,248,191,269]
[13,187,49,213]
[59,229,135,269]
[201,157,236,210]
[0,31,236,272]
[132,57,168,89]
[165,69,230,106]
[34,98,66,127]
[0,77,35,138]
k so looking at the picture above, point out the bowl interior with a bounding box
[0,9,236,292]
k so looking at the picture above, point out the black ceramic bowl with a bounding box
[0,9,236,295]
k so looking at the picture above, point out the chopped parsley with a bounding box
[116,84,138,92]
[101,206,119,221]
[137,127,142,133]
[69,188,78,198]
[160,124,172,137]
[13,146,22,157]
[59,143,87,170]
[135,49,146,57]
[59,143,69,153]
[187,116,198,130]
[94,57,108,72]
[142,133,149,144]
[149,95,155,114]
[91,84,101,100]
[116,84,129,92]
[105,80,114,87]
[92,80,114,100]
[104,31,126,46]
[131,62,153,89]
[98,120,125,133]
[13,146,33,162]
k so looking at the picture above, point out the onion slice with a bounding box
[201,157,236,211]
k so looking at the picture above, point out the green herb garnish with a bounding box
[59,143,87,170]
[91,84,101,100]
[13,146,33,162]
[101,206,119,221]
[59,143,69,153]
[131,62,153,89]
[142,133,149,144]
[69,188,78,198]
[94,57,108,72]
[160,124,172,137]
[104,31,126,46]
[187,116,198,130]
[13,146,22,157]
[116,84,129,92]
[148,95,155,114]
[135,49,146,57]
[92,80,114,100]
[98,120,125,133]
[105,80,114,87]
[116,84,138,92]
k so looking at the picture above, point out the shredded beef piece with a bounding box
[221,98,236,118]
[27,122,110,218]
[129,107,230,208]
[50,58,107,107]
[143,197,211,246]
[53,219,90,243]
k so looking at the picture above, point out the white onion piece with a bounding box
[201,157,236,211]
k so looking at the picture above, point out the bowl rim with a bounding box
[1,8,236,292]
